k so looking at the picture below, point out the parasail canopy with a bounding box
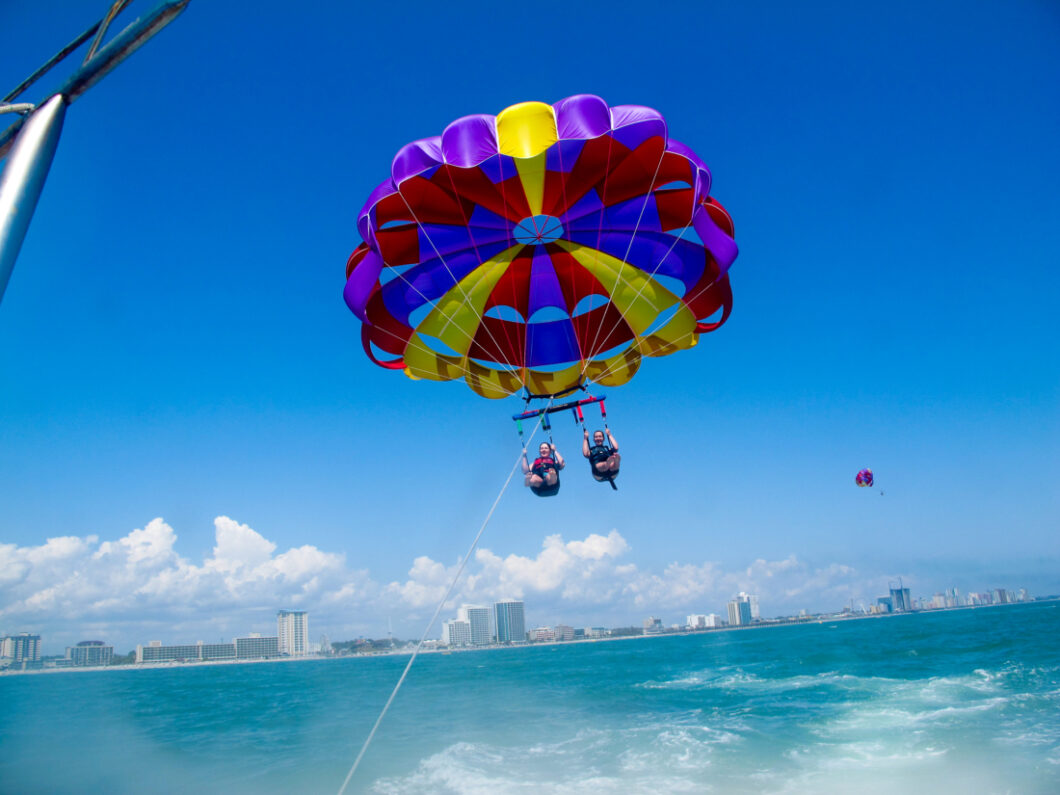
[344,94,738,399]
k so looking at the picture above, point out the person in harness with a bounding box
[583,428,620,484]
[523,441,565,496]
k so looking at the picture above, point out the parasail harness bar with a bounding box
[512,394,605,422]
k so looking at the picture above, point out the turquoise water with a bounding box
[2,601,1058,794]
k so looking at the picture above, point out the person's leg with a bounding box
[607,453,621,473]
[528,474,544,488]
[544,469,558,486]
[594,461,609,475]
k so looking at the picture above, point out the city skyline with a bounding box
[5,578,1046,662]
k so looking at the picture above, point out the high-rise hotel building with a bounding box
[494,600,526,643]
[442,620,471,646]
[1,633,41,663]
[277,610,308,656]
[727,597,752,626]
[68,640,114,667]
[458,605,493,645]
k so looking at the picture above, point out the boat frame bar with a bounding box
[0,0,189,305]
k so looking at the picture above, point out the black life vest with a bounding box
[588,444,612,465]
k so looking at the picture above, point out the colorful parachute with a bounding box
[344,95,739,399]
[855,468,874,488]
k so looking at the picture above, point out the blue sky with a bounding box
[1,0,1057,653]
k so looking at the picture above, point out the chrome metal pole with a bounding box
[0,95,67,304]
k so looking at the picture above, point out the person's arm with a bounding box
[521,449,530,474]
[582,429,591,458]
[607,430,618,451]
[553,445,565,469]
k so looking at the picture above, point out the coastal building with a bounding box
[931,593,947,609]
[136,635,280,663]
[67,640,113,667]
[554,624,574,641]
[583,627,608,638]
[737,592,760,620]
[200,643,237,661]
[235,634,279,659]
[457,605,492,645]
[529,627,555,642]
[494,600,526,643]
[277,610,308,656]
[1,633,41,663]
[687,614,721,629]
[727,598,752,626]
[643,617,663,634]
[138,641,205,663]
[889,586,912,612]
[993,588,1010,604]
[441,620,471,647]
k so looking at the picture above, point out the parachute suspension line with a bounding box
[367,247,527,386]
[612,197,710,328]
[645,196,732,335]
[578,146,667,386]
[395,190,524,383]
[493,157,527,375]
[573,199,704,388]
[362,311,481,385]
[598,400,618,491]
[554,137,574,254]
[579,132,616,380]
[618,152,666,267]
[337,410,551,795]
[441,165,520,370]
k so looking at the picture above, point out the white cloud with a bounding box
[208,516,276,573]
[0,518,881,652]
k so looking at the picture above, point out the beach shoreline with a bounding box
[4,598,1051,678]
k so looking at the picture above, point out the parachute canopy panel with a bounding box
[344,94,739,399]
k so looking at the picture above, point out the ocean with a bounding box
[2,601,1058,794]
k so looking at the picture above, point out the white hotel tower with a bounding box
[277,609,308,656]
[458,604,493,645]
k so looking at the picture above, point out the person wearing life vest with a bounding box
[523,441,565,495]
[583,428,620,483]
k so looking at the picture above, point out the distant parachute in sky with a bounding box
[343,94,738,399]
[855,468,874,488]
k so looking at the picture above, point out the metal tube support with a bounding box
[58,0,190,104]
[511,395,604,421]
[0,94,67,305]
[0,104,35,117]
[0,0,190,160]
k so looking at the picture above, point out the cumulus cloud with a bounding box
[0,518,879,652]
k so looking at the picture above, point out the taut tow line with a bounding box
[337,406,550,794]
